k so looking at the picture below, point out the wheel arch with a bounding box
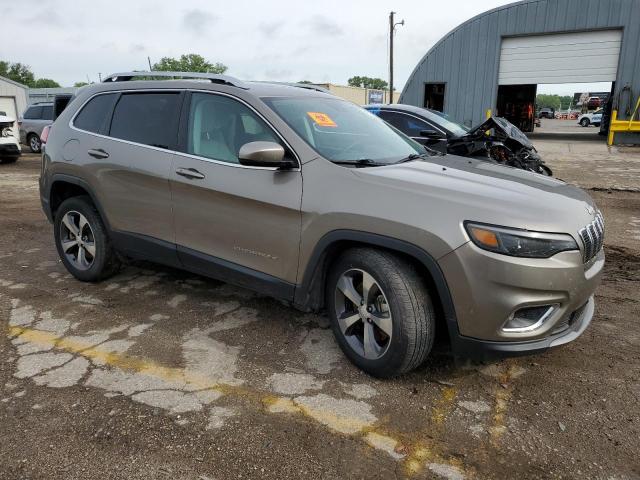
[294,230,459,341]
[47,175,112,231]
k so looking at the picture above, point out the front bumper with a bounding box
[438,241,604,358]
[450,295,595,359]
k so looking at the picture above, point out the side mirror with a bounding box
[420,129,444,139]
[238,141,293,168]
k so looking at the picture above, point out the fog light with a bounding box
[502,304,558,333]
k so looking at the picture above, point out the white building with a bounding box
[0,75,28,144]
[0,75,28,119]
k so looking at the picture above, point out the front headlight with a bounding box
[464,222,578,258]
[1,127,11,137]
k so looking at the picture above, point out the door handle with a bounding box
[88,148,109,159]
[176,167,206,180]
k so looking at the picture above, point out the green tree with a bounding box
[298,80,313,84]
[74,82,90,87]
[33,78,61,88]
[536,94,574,110]
[348,76,389,90]
[0,61,35,86]
[152,54,227,74]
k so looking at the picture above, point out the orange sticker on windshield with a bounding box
[307,112,337,127]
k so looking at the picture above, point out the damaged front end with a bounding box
[448,116,551,176]
[0,115,21,160]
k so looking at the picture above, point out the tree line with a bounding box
[2,54,385,90]
[536,94,574,110]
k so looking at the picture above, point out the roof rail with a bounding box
[249,81,332,94]
[102,71,248,89]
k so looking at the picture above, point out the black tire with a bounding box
[539,165,553,176]
[580,118,590,127]
[27,133,41,153]
[326,248,435,378]
[0,156,19,164]
[54,196,120,282]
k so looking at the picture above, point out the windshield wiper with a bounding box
[394,148,444,164]
[393,152,433,164]
[331,159,387,168]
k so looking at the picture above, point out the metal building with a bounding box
[0,75,29,145]
[400,0,640,144]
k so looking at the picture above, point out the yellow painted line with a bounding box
[9,325,469,476]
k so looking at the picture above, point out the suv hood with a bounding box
[355,154,598,242]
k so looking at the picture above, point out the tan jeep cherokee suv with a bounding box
[39,72,604,377]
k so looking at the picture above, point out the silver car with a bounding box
[20,102,53,153]
[39,72,604,377]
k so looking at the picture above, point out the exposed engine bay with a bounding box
[447,117,552,176]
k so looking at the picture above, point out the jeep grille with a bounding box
[578,213,604,263]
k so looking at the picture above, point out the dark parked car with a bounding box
[587,97,601,110]
[365,104,551,175]
[538,108,555,119]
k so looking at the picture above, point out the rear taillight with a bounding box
[40,125,51,144]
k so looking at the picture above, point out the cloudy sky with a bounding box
[3,0,610,95]
[4,0,519,87]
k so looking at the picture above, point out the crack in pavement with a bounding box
[8,323,471,477]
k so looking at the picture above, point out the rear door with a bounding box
[39,104,54,133]
[71,90,181,262]
[104,91,182,253]
[170,91,302,297]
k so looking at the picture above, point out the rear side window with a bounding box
[41,105,53,120]
[109,92,180,149]
[24,106,43,119]
[73,94,117,134]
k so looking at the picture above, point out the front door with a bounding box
[170,92,302,298]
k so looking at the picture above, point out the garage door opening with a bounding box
[497,30,622,139]
[496,84,537,132]
[530,81,614,141]
[424,83,445,112]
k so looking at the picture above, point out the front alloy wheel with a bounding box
[327,248,435,378]
[334,269,393,360]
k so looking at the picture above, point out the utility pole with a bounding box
[389,11,404,104]
[148,56,153,71]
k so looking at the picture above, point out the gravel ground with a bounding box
[0,152,638,480]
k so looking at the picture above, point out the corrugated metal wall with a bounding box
[400,0,640,143]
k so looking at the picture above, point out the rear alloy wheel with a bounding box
[28,134,41,153]
[580,118,590,127]
[59,211,97,271]
[54,196,120,282]
[327,248,435,378]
